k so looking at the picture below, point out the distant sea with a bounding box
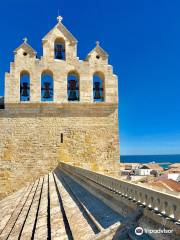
[120,154,180,169]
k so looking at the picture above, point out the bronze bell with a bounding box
[55,44,65,60]
[94,82,101,99]
[68,80,78,101]
[43,82,51,98]
[21,82,29,97]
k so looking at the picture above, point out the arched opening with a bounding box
[54,38,65,60]
[20,71,30,101]
[93,72,104,102]
[67,72,79,101]
[41,71,54,102]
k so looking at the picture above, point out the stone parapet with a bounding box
[60,162,180,235]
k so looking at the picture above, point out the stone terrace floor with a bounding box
[0,169,126,240]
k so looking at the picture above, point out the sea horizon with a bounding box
[121,153,180,156]
[120,154,180,169]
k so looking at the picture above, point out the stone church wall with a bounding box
[0,104,119,199]
[0,17,120,200]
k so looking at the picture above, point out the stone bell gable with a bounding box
[5,16,118,105]
[0,16,120,200]
[42,16,77,61]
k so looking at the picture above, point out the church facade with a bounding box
[0,17,119,199]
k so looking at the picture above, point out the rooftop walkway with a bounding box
[0,163,177,240]
[0,169,124,240]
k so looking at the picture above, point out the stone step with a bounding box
[0,183,34,240]
[54,171,96,240]
[48,172,69,240]
[5,180,39,240]
[19,177,44,240]
[33,175,48,240]
[0,168,123,240]
[0,186,26,213]
[0,186,29,235]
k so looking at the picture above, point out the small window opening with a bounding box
[23,52,28,56]
[96,55,100,59]
[61,133,63,143]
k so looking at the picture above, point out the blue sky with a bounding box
[0,0,180,155]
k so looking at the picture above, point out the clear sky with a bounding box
[0,0,180,155]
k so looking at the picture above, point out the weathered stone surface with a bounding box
[0,168,123,240]
[54,172,95,239]
[0,106,119,199]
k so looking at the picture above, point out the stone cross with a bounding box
[23,37,28,44]
[57,16,63,23]
[96,41,100,46]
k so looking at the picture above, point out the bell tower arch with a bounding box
[42,16,77,61]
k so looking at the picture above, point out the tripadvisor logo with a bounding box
[135,227,144,236]
[135,226,174,236]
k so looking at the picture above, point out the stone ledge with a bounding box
[0,102,118,117]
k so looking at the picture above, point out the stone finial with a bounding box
[57,16,63,23]
[96,41,100,46]
[23,37,28,44]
